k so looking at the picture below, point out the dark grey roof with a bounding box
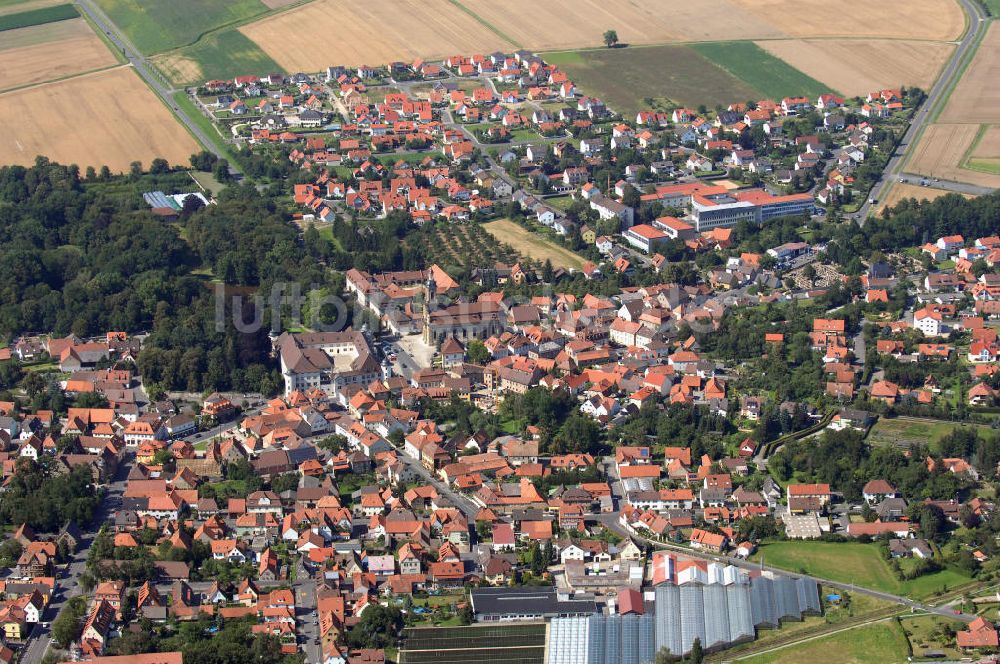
[470,587,596,618]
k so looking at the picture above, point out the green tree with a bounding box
[603,30,619,47]
[52,595,88,647]
[467,339,490,365]
[688,637,704,664]
[346,604,403,649]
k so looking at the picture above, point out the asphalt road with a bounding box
[857,0,991,222]
[73,0,237,168]
[20,456,132,663]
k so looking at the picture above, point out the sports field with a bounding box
[154,29,282,85]
[240,0,510,72]
[758,39,954,96]
[544,45,760,115]
[0,66,199,170]
[691,41,830,99]
[95,0,269,53]
[752,541,972,598]
[0,19,117,91]
[739,620,910,664]
[483,219,586,270]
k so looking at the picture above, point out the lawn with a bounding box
[867,417,990,451]
[899,614,965,660]
[157,29,282,86]
[691,41,832,100]
[738,619,910,664]
[752,541,972,598]
[544,44,761,116]
[483,219,585,270]
[984,0,1000,15]
[95,0,268,54]
[545,195,575,211]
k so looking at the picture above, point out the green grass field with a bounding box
[866,417,989,451]
[160,30,282,86]
[753,542,972,598]
[544,45,760,116]
[95,0,267,53]
[691,41,832,100]
[982,0,1000,15]
[739,620,910,664]
[0,3,76,30]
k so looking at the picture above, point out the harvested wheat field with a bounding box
[879,183,973,214]
[0,66,199,171]
[939,23,1000,124]
[240,0,510,72]
[461,0,780,50]
[971,125,1000,161]
[734,0,962,40]
[908,124,1000,188]
[0,19,118,92]
[484,219,585,270]
[757,39,953,96]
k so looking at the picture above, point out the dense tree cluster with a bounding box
[0,458,102,531]
[769,428,974,502]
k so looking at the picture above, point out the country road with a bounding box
[73,0,237,169]
[857,0,991,222]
